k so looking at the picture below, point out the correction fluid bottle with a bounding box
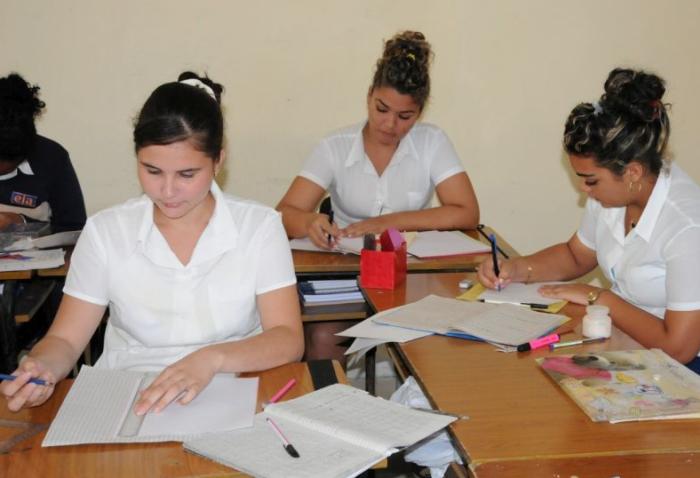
[582,305,612,339]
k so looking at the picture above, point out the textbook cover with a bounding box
[538,349,700,423]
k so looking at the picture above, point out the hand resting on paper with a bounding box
[134,347,219,416]
[341,215,391,238]
[1,357,57,412]
[538,283,600,306]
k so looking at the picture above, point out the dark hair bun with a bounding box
[382,31,431,92]
[371,31,433,109]
[602,68,665,123]
[177,71,224,104]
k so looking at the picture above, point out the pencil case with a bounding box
[359,232,407,289]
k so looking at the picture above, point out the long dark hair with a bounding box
[0,73,46,162]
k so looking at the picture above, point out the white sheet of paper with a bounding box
[5,230,81,251]
[337,312,431,342]
[138,374,258,436]
[478,282,566,306]
[289,236,365,255]
[407,230,490,258]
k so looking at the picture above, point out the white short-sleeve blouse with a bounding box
[299,122,465,228]
[577,163,700,319]
[64,182,296,371]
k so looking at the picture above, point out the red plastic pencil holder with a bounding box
[359,243,407,289]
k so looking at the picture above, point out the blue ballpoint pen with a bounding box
[0,373,51,386]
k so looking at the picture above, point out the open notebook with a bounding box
[538,349,700,423]
[371,294,568,347]
[184,383,455,478]
[43,366,258,446]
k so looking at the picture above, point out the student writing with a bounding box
[478,68,700,373]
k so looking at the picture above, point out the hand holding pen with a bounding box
[307,213,339,250]
[0,358,56,412]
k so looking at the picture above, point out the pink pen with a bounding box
[516,333,560,352]
[264,378,297,408]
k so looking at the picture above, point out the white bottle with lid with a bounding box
[582,305,612,338]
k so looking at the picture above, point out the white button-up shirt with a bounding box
[299,122,465,228]
[64,182,296,371]
[577,163,700,319]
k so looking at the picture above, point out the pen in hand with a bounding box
[489,233,501,291]
[0,373,52,386]
[327,210,334,247]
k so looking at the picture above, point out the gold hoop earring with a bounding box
[628,181,642,193]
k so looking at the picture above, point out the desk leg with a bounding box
[0,281,18,373]
[365,346,376,396]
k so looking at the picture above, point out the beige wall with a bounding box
[2,1,699,254]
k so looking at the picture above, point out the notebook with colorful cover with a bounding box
[537,349,700,423]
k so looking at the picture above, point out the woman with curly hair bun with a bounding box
[0,73,86,232]
[277,31,479,361]
[478,68,700,373]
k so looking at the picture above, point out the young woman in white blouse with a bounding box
[477,68,700,373]
[277,31,479,361]
[1,72,304,412]
[277,31,479,249]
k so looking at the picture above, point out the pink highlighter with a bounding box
[516,333,560,352]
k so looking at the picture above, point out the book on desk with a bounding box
[184,383,455,478]
[538,349,700,423]
[298,279,364,307]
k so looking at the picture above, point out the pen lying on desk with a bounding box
[0,373,51,386]
[479,299,550,309]
[549,337,607,350]
[413,407,469,420]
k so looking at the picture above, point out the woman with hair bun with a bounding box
[277,30,479,248]
[478,68,700,373]
[277,31,479,361]
[1,72,304,412]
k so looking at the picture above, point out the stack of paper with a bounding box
[43,366,258,446]
[299,279,364,307]
[290,230,491,258]
[370,295,568,347]
[184,384,455,478]
[0,248,65,272]
[458,282,568,314]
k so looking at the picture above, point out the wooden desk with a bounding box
[363,272,700,478]
[0,361,345,477]
[293,225,516,276]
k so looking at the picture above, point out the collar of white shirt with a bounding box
[133,181,239,268]
[632,164,672,242]
[0,159,34,181]
[343,122,420,171]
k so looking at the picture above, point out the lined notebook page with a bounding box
[43,367,142,446]
[186,414,381,478]
[449,303,568,346]
[267,384,454,452]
